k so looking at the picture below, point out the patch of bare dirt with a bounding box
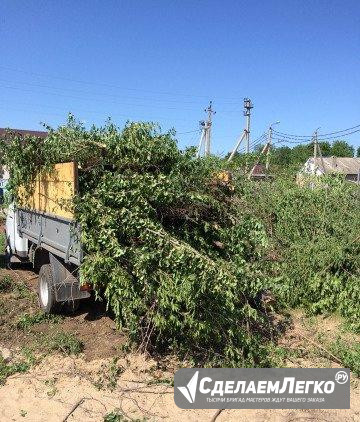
[0,350,359,422]
[0,267,126,360]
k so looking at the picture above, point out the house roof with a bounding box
[251,164,268,177]
[307,157,360,175]
[0,128,48,139]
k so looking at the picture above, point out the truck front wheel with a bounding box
[38,264,58,313]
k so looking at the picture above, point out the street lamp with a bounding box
[270,120,280,130]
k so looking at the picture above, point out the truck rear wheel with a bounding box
[38,264,58,314]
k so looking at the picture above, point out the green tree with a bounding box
[331,140,354,157]
[318,141,332,156]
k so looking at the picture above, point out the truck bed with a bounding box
[17,207,82,266]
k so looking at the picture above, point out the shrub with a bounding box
[236,176,360,326]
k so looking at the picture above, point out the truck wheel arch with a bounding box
[32,246,50,274]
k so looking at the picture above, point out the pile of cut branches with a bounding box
[1,117,274,366]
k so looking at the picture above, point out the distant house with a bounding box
[299,156,360,183]
[0,127,48,139]
[0,128,48,199]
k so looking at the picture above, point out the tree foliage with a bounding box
[236,175,360,332]
[255,140,355,169]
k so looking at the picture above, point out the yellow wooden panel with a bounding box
[18,162,77,219]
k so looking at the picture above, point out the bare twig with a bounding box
[210,408,224,422]
[299,334,343,365]
[62,397,85,421]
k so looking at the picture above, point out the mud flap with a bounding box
[49,253,90,302]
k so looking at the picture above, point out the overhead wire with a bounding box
[0,83,217,112]
[2,64,359,151]
[272,137,312,145]
[176,129,201,135]
[273,124,360,140]
[237,132,267,153]
[0,77,243,108]
[0,65,244,102]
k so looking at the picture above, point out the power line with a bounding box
[272,137,312,145]
[0,83,216,112]
[0,77,242,108]
[0,65,243,102]
[317,124,360,136]
[273,124,360,140]
[177,129,201,135]
[237,133,266,154]
[317,129,360,140]
[273,130,314,139]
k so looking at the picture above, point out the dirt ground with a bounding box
[0,266,359,422]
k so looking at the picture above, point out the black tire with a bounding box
[38,264,58,314]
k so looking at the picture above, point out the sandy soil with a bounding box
[0,351,359,422]
[0,266,359,421]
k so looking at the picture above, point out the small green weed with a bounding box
[0,232,5,254]
[44,377,58,397]
[0,274,31,298]
[342,320,360,335]
[331,338,360,377]
[13,281,31,299]
[104,410,147,422]
[0,275,13,292]
[146,377,173,386]
[20,347,37,366]
[43,332,84,356]
[0,352,34,385]
[17,311,62,330]
[94,357,124,391]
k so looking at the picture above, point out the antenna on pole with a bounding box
[228,97,254,162]
[197,101,216,158]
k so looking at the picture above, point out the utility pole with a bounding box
[313,127,325,174]
[228,98,253,162]
[244,98,253,153]
[197,101,215,157]
[196,124,206,158]
[204,101,215,156]
[313,129,318,161]
[265,121,280,171]
[265,126,272,171]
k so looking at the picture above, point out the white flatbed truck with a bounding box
[5,162,90,312]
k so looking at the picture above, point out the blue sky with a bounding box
[0,0,359,153]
